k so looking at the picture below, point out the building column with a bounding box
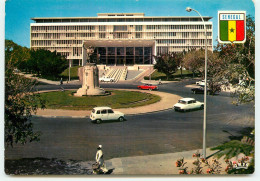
[105,47,108,65]
[152,41,157,64]
[133,46,135,64]
[114,47,116,65]
[143,46,144,64]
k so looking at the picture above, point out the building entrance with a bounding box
[82,40,156,66]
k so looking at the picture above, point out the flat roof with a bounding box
[97,13,145,17]
[31,16,212,20]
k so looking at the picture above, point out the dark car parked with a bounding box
[191,87,221,95]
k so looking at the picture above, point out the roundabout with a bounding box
[36,89,182,117]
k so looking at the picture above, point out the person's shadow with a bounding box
[105,168,115,174]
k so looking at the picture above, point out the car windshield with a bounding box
[92,109,95,113]
[178,100,186,104]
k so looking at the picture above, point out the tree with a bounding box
[182,49,205,77]
[154,52,181,80]
[5,40,30,71]
[183,49,223,94]
[5,55,46,147]
[27,49,67,78]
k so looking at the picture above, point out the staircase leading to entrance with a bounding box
[105,66,127,82]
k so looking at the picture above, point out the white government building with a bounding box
[30,13,213,67]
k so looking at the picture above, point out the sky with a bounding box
[5,0,255,48]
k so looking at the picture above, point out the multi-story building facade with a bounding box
[30,13,213,66]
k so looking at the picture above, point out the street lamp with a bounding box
[186,7,208,159]
[69,60,71,82]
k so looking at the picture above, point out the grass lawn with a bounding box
[40,90,161,110]
[145,69,197,81]
[60,66,81,80]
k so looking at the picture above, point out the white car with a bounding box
[173,98,204,112]
[196,80,206,86]
[99,76,115,82]
[90,107,125,123]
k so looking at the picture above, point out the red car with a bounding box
[137,84,158,90]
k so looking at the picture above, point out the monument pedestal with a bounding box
[74,63,105,96]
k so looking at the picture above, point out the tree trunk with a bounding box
[180,66,183,79]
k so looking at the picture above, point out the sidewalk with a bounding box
[141,79,175,85]
[35,89,182,118]
[19,73,80,85]
[99,148,247,175]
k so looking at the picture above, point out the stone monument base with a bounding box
[74,87,105,96]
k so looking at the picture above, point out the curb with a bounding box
[126,107,174,116]
[32,115,88,119]
[33,108,174,118]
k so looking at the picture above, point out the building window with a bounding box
[144,47,151,55]
[98,47,106,55]
[135,47,143,56]
[117,47,124,55]
[113,25,127,31]
[113,32,128,39]
[135,32,142,38]
[108,47,115,55]
[135,25,142,31]
[99,25,106,31]
[126,47,134,55]
[99,33,106,38]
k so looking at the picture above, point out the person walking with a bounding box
[95,145,108,173]
[159,78,162,85]
[60,77,63,85]
[60,78,64,91]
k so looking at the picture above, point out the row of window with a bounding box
[97,55,152,65]
[31,38,212,47]
[31,24,212,32]
[31,26,95,31]
[31,40,83,46]
[95,47,152,56]
[146,25,212,30]
[157,39,212,45]
[31,32,211,40]
[157,46,212,54]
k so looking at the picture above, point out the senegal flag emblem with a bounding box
[218,11,246,43]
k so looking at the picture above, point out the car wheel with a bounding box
[118,117,124,122]
[200,105,204,109]
[96,119,102,124]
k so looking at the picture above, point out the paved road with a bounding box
[6,80,254,161]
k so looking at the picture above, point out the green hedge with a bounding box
[144,69,198,81]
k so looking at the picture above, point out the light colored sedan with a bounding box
[90,107,125,124]
[99,76,115,82]
[173,98,204,112]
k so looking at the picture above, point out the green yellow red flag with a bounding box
[218,11,246,43]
